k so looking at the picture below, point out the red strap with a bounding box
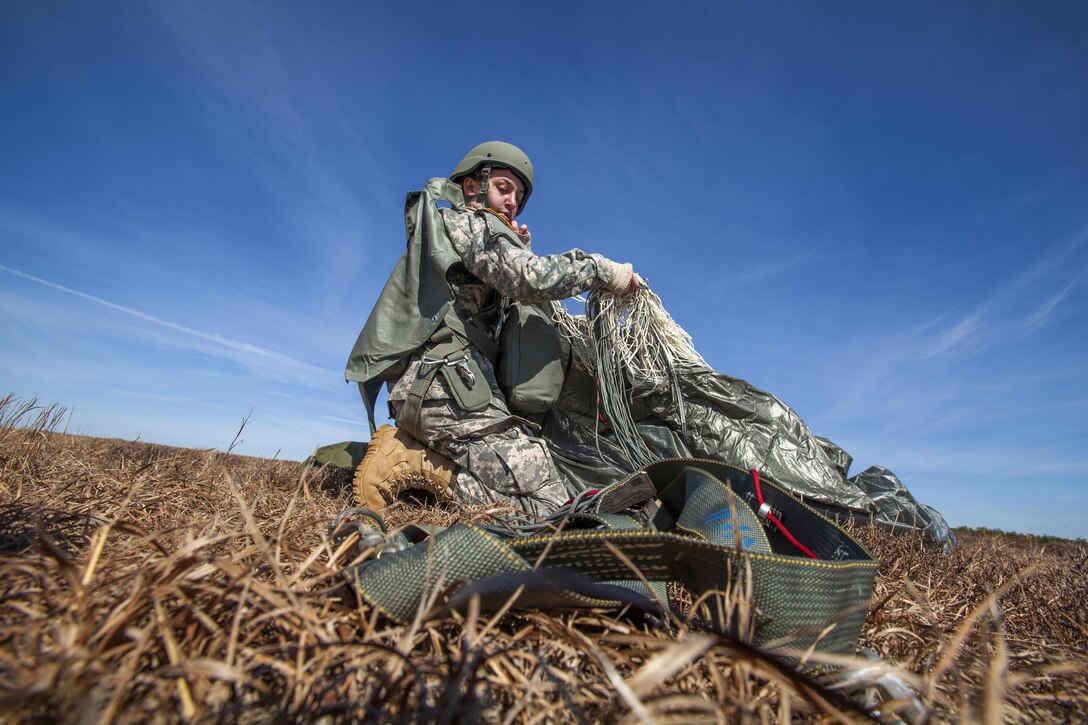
[594,377,609,427]
[562,490,600,507]
[751,469,818,560]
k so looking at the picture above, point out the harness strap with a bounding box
[443,309,499,363]
[398,329,469,441]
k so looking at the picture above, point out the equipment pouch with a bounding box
[439,353,492,412]
[498,302,564,415]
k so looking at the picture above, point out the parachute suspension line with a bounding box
[551,285,708,468]
[592,291,655,467]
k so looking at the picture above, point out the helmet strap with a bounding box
[475,164,492,208]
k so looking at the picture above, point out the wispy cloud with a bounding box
[915,232,1087,360]
[732,250,827,286]
[1025,277,1082,331]
[921,310,983,358]
[819,230,1088,436]
[105,387,237,410]
[0,263,337,384]
[0,206,102,263]
[138,5,386,298]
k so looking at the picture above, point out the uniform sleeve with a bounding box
[440,208,617,303]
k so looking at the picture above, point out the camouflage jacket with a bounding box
[443,207,615,311]
[390,207,616,402]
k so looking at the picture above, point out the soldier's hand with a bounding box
[602,259,638,297]
[618,272,642,297]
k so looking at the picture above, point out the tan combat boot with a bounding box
[353,425,457,509]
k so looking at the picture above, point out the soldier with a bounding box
[346,141,640,515]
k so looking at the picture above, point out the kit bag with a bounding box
[497,301,564,415]
[344,458,879,657]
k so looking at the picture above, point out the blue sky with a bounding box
[1,2,1085,538]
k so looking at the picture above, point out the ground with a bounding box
[1,396,1085,722]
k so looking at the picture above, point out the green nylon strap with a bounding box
[397,334,470,442]
[444,309,499,363]
[397,307,501,440]
[344,458,879,656]
[398,360,440,442]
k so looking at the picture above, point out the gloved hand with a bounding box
[602,260,642,297]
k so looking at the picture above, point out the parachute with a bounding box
[539,287,955,549]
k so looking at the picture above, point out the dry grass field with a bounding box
[1,395,1085,723]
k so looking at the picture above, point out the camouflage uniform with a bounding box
[388,207,619,516]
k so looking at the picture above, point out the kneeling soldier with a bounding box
[346,141,639,515]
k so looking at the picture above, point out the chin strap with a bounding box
[475,164,492,208]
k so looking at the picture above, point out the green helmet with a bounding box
[451,141,534,214]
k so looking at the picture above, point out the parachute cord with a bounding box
[551,285,705,469]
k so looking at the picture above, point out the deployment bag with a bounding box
[497,301,565,415]
[343,458,879,656]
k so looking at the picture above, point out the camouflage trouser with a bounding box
[390,352,574,516]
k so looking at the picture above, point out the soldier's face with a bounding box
[463,168,525,222]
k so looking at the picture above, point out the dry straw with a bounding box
[1,393,1085,722]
